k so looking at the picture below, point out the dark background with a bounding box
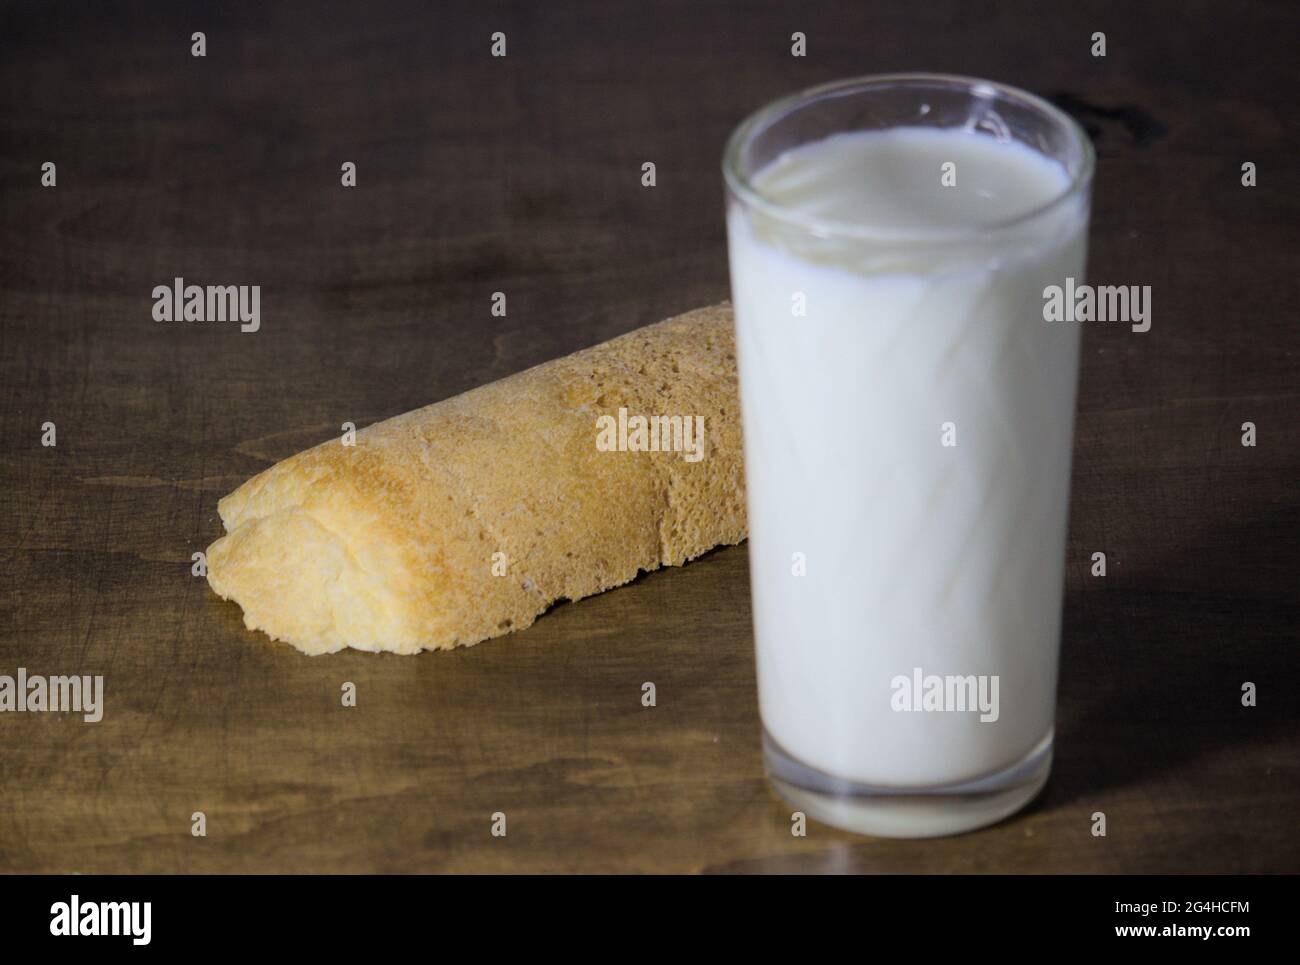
[0,0,1296,872]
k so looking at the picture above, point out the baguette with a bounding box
[206,302,746,654]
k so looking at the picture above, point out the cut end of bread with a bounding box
[207,479,430,655]
[208,516,387,656]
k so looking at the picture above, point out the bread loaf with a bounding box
[206,303,746,654]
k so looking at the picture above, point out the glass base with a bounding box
[764,729,1053,838]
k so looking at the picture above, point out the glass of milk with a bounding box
[724,74,1094,837]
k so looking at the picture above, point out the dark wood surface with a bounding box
[1,0,1296,873]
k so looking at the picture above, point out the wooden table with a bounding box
[1,0,1296,873]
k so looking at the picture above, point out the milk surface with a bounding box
[728,127,1088,787]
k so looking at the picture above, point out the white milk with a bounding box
[728,128,1088,787]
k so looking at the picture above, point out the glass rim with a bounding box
[722,72,1096,245]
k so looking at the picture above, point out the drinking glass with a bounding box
[723,74,1094,836]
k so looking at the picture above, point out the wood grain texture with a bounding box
[0,0,1297,873]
